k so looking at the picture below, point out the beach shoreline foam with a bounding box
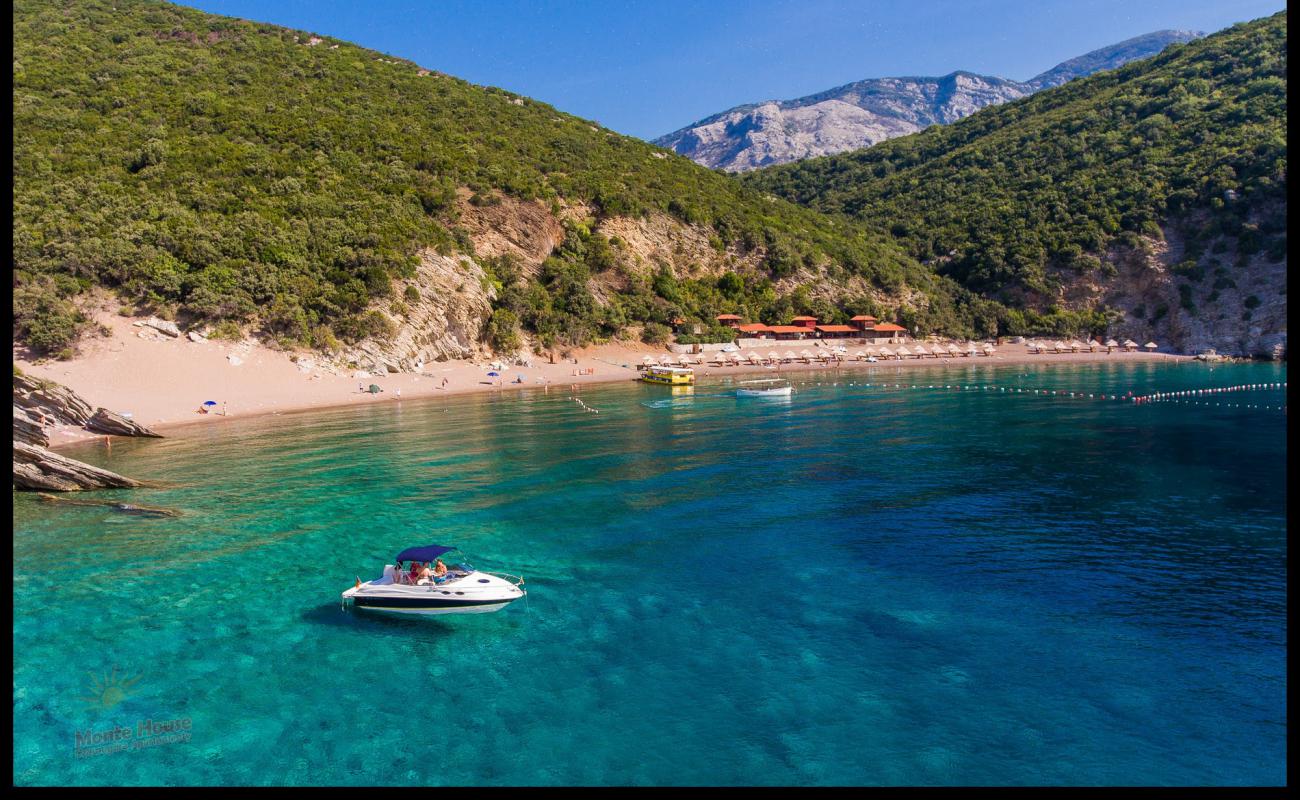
[14,312,1190,449]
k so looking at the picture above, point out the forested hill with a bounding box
[744,12,1287,354]
[14,0,964,360]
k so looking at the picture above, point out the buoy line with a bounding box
[789,380,1287,411]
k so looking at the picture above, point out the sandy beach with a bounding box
[14,311,1188,448]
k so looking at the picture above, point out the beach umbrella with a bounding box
[1068,341,1081,352]
[678,354,693,365]
[1105,339,1119,353]
[368,384,382,394]
[800,349,813,362]
[1144,342,1158,352]
[768,351,779,362]
[695,354,706,364]
[1123,339,1138,351]
[1088,340,1100,351]
[642,355,654,363]
[659,354,674,364]
[947,344,961,356]
[203,400,217,406]
[896,346,912,358]
[878,347,894,359]
[486,371,499,377]
[913,344,929,357]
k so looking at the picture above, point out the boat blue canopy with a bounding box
[395,545,456,563]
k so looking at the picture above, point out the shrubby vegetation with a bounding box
[13,0,961,354]
[746,13,1287,314]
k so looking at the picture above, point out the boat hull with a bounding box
[737,387,792,397]
[352,596,517,615]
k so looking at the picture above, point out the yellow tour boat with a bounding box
[640,366,695,385]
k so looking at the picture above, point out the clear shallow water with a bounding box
[13,361,1287,786]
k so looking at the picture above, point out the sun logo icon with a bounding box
[80,666,142,711]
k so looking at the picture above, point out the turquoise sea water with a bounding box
[13,361,1287,786]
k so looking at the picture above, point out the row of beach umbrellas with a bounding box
[644,343,997,367]
[1026,339,1157,353]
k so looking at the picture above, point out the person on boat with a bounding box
[407,561,422,584]
[433,558,448,579]
[415,562,433,584]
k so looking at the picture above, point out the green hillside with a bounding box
[744,13,1287,310]
[13,0,980,356]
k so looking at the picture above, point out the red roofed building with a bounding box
[815,324,858,339]
[849,315,878,332]
[715,314,743,329]
[790,316,818,330]
[736,323,771,338]
[869,322,906,342]
[766,325,809,341]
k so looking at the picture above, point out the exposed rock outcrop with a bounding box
[13,440,142,491]
[13,373,94,426]
[86,408,162,438]
[655,30,1201,171]
[13,406,48,447]
[137,317,181,337]
[1041,215,1287,357]
[334,250,496,373]
[13,372,159,491]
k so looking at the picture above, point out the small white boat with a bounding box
[736,378,793,397]
[342,545,525,615]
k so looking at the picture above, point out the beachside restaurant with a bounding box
[765,325,811,341]
[722,314,910,343]
[815,324,858,339]
[867,323,905,343]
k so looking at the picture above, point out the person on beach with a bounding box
[441,377,449,388]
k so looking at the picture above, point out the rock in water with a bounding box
[13,441,142,491]
[12,373,156,490]
[86,408,162,437]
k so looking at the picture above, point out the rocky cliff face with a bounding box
[1036,213,1286,357]
[333,250,497,373]
[656,30,1201,171]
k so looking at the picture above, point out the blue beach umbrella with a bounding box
[487,371,500,377]
[203,400,217,406]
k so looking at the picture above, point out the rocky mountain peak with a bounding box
[654,30,1203,172]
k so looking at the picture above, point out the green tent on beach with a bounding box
[368,384,382,394]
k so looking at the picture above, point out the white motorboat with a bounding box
[341,545,525,615]
[736,378,793,397]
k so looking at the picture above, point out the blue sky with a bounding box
[185,0,1284,139]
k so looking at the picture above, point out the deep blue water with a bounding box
[12,361,1287,785]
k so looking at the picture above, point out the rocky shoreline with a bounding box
[12,371,159,491]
